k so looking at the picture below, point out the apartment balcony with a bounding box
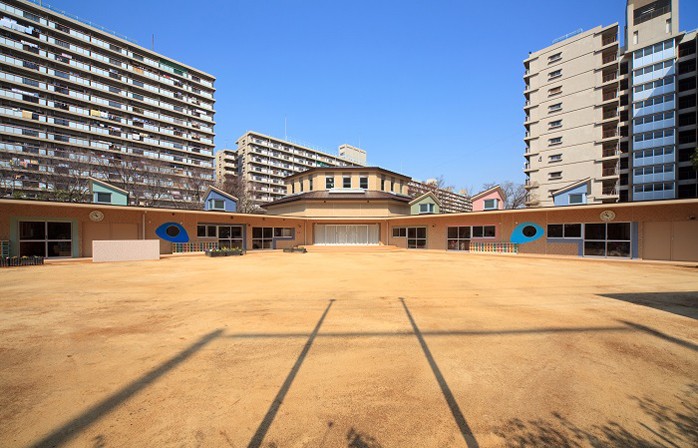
[600,147,620,160]
[523,163,536,173]
[600,52,618,67]
[524,100,533,109]
[524,69,532,78]
[600,167,619,180]
[601,71,618,86]
[601,34,618,47]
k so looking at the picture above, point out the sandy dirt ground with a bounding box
[0,248,697,448]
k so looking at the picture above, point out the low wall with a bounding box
[93,240,160,263]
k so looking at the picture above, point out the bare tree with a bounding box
[692,147,698,170]
[221,173,260,214]
[481,181,527,209]
[424,175,454,192]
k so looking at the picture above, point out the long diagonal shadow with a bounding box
[30,329,223,448]
[619,320,698,352]
[247,299,335,448]
[399,298,479,448]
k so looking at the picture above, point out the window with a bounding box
[548,52,562,63]
[392,227,407,238]
[359,176,368,189]
[273,228,293,238]
[209,199,225,210]
[548,103,562,113]
[447,226,471,251]
[548,86,562,96]
[299,180,304,192]
[343,176,351,188]
[252,227,273,249]
[19,221,72,258]
[216,225,244,249]
[96,192,111,203]
[197,224,217,238]
[309,177,313,190]
[381,177,386,190]
[584,223,631,257]
[391,177,396,192]
[549,120,562,129]
[547,224,582,239]
[549,154,562,163]
[407,227,427,249]
[569,194,584,204]
[549,171,562,180]
[548,69,562,79]
[472,226,496,238]
[419,203,435,214]
[483,199,498,210]
[325,176,334,189]
[549,137,562,146]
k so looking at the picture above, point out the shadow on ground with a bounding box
[600,291,698,320]
[347,427,383,448]
[493,384,698,447]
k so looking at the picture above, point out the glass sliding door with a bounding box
[19,221,72,257]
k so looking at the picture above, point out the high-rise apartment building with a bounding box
[215,148,237,184]
[0,0,216,207]
[230,131,365,205]
[523,0,697,207]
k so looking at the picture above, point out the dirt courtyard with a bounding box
[1,248,697,448]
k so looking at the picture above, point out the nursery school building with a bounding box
[1,196,697,262]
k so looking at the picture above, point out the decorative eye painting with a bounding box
[155,222,189,243]
[510,222,544,244]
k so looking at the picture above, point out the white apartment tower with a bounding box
[524,0,697,206]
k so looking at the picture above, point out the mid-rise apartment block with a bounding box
[0,0,216,207]
[227,131,365,205]
[524,0,697,206]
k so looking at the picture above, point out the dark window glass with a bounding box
[230,227,242,238]
[20,221,45,240]
[207,226,216,237]
[416,228,427,238]
[447,227,458,238]
[547,224,563,238]
[253,228,262,238]
[564,224,581,238]
[20,241,45,257]
[48,241,72,257]
[585,223,606,240]
[47,222,71,240]
[483,226,496,237]
[584,241,606,256]
[219,226,231,238]
[197,225,206,237]
[458,227,470,239]
[606,241,631,257]
[96,192,111,203]
[408,227,417,238]
[607,223,630,241]
[263,228,273,238]
[472,226,483,238]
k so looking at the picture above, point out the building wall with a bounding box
[91,182,128,205]
[472,190,505,211]
[267,200,410,218]
[524,24,620,206]
[410,196,440,215]
[287,169,410,196]
[203,190,237,212]
[0,0,216,207]
[1,199,697,261]
[236,132,365,205]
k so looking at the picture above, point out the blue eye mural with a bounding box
[155,222,189,243]
[510,222,544,244]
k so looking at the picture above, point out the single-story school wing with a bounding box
[1,198,697,262]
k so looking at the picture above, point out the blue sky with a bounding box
[53,0,697,193]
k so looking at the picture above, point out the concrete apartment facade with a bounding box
[524,0,697,207]
[229,131,365,206]
[0,0,216,207]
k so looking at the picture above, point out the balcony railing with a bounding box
[602,129,618,138]
[602,53,617,64]
[602,147,619,158]
[602,91,618,101]
[602,72,618,83]
[603,110,618,120]
[602,167,618,176]
[602,35,618,46]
